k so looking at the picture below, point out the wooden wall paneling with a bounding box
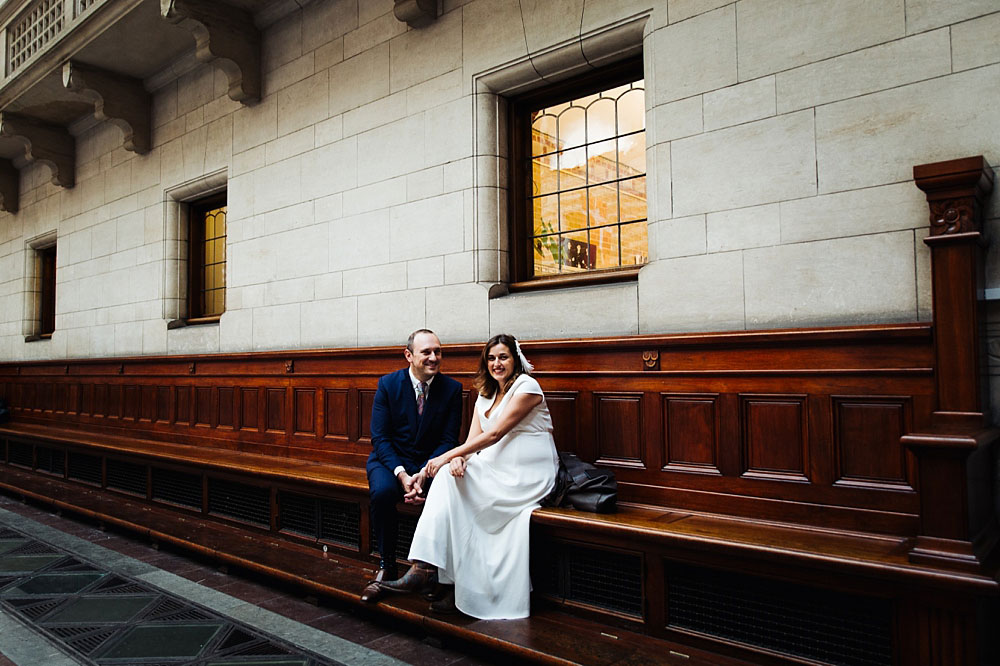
[94,384,107,418]
[39,383,52,412]
[546,391,579,455]
[140,385,155,422]
[593,392,645,469]
[266,388,285,433]
[123,385,138,421]
[195,386,212,427]
[176,386,191,425]
[156,386,170,423]
[293,388,316,436]
[717,393,741,477]
[240,387,258,431]
[833,396,912,491]
[739,394,809,482]
[660,393,721,475]
[218,387,235,430]
[807,394,834,486]
[108,384,122,420]
[54,382,68,413]
[68,383,80,415]
[81,383,93,416]
[358,389,375,445]
[324,389,349,440]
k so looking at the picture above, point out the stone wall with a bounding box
[0,0,998,361]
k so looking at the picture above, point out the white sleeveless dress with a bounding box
[407,374,559,619]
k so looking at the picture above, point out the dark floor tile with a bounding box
[212,578,284,605]
[308,610,395,644]
[0,651,16,666]
[258,595,331,624]
[364,631,469,666]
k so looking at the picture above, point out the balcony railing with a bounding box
[3,0,102,77]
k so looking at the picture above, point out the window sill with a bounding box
[497,266,641,297]
[168,315,222,329]
[24,333,52,343]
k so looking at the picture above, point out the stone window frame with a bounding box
[472,13,650,297]
[508,57,646,287]
[162,168,227,328]
[23,230,58,342]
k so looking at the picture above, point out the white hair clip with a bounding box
[514,339,534,374]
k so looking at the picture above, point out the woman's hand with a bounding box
[449,456,466,477]
[426,454,448,477]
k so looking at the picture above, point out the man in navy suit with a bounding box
[361,329,463,602]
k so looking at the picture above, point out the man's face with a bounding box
[405,332,442,382]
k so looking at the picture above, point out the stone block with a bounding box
[343,177,406,217]
[668,0,731,23]
[329,209,390,271]
[329,43,390,117]
[273,224,329,279]
[141,320,165,356]
[168,320,220,354]
[65,326,91,358]
[302,0,358,53]
[251,157,302,215]
[115,210,145,251]
[916,235,931,322]
[815,64,1000,193]
[301,297,359,348]
[263,7,302,72]
[776,28,951,113]
[390,9,462,93]
[462,0,528,83]
[278,71,330,137]
[176,65,215,116]
[314,272,343,300]
[407,256,445,289]
[357,289,426,345]
[252,303,301,350]
[779,182,927,244]
[360,0,394,25]
[345,10,406,60]
[344,262,407,296]
[426,283,489,343]
[445,251,475,284]
[653,215,706,259]
[233,96,277,155]
[492,282,639,339]
[343,92,406,137]
[744,231,916,327]
[652,95,703,144]
[737,0,904,81]
[265,127,315,165]
[315,115,344,146]
[219,309,253,352]
[114,322,143,356]
[652,5,736,105]
[424,97,471,167]
[407,167,445,202]
[672,110,816,216]
[905,0,998,33]
[707,204,780,253]
[520,0,585,53]
[638,252,744,333]
[301,137,358,199]
[267,53,314,94]
[952,11,1000,72]
[315,38,346,72]
[583,0,662,33]
[703,76,775,131]
[407,69,464,115]
[390,192,464,262]
[314,193,344,223]
[266,276,315,305]
[356,115,424,185]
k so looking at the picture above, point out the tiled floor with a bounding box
[0,494,496,666]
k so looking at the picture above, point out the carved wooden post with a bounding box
[902,156,997,572]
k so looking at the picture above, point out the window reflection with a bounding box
[529,79,647,276]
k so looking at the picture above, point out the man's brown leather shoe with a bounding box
[360,567,394,603]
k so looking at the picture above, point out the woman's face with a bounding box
[486,343,515,386]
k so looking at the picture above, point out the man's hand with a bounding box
[403,468,427,505]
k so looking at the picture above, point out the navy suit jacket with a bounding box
[367,368,463,475]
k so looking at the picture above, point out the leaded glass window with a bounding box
[189,196,226,320]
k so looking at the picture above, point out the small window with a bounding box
[510,59,647,288]
[24,233,57,342]
[188,194,226,321]
[38,244,56,336]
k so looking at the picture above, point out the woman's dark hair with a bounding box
[473,334,526,397]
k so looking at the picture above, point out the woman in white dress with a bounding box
[378,333,559,619]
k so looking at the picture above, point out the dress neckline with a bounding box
[482,375,525,420]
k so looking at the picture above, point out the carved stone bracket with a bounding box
[63,61,151,154]
[0,159,19,213]
[0,113,75,188]
[161,0,261,104]
[393,0,437,28]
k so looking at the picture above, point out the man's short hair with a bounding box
[406,329,437,352]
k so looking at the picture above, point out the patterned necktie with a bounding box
[416,381,427,416]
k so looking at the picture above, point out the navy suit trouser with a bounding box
[368,461,403,571]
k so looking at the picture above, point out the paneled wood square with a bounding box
[359,389,376,444]
[81,384,94,415]
[176,386,191,425]
[547,391,579,453]
[107,385,122,419]
[195,387,212,426]
[140,385,156,421]
[740,395,809,482]
[325,389,349,438]
[833,397,911,490]
[39,383,52,411]
[218,387,235,429]
[266,388,285,432]
[661,393,721,475]
[68,384,80,414]
[294,388,316,435]
[54,383,68,413]
[241,388,259,431]
[156,387,170,423]
[93,384,107,417]
[123,385,139,421]
[594,392,645,469]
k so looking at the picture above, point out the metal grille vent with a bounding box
[151,467,202,509]
[68,452,101,485]
[66,628,116,655]
[278,493,317,537]
[319,498,361,548]
[532,542,643,617]
[208,478,270,527]
[8,441,32,467]
[106,459,146,496]
[667,562,892,666]
[35,446,64,475]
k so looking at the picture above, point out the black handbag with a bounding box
[543,451,617,513]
